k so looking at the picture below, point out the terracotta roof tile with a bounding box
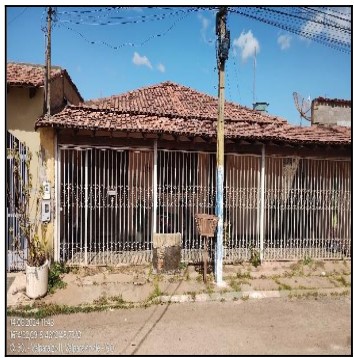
[7,62,83,101]
[36,81,351,145]
[83,81,286,124]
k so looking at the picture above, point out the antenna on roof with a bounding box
[293,92,311,126]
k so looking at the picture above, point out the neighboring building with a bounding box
[34,81,351,267]
[6,62,83,270]
[311,97,351,127]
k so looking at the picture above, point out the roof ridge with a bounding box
[7,61,63,70]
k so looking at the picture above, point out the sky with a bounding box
[5,5,352,126]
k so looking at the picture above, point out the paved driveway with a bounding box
[6,296,351,355]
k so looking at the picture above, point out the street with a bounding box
[6,295,351,355]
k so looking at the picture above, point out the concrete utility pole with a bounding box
[45,6,53,116]
[215,7,230,285]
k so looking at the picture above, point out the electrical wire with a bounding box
[7,7,28,25]
[56,7,198,26]
[228,7,351,54]
[57,10,193,52]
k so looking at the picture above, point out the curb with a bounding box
[158,287,350,304]
[6,287,350,316]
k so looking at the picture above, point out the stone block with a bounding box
[152,233,181,273]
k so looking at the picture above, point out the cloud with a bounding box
[233,30,260,62]
[157,63,165,73]
[132,52,152,69]
[277,34,291,50]
[197,13,214,45]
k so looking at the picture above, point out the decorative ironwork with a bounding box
[59,146,351,265]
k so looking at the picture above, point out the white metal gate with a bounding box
[6,132,28,271]
[263,157,351,260]
[58,145,351,265]
[59,145,153,265]
[156,150,217,262]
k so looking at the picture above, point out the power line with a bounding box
[8,7,28,25]
[228,7,351,53]
[57,10,193,51]
[57,7,198,26]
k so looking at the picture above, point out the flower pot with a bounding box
[25,259,49,299]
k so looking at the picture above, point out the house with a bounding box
[311,97,351,127]
[34,81,351,267]
[6,62,83,270]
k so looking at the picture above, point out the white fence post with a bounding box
[260,145,265,262]
[152,140,158,236]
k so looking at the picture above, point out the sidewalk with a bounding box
[7,259,351,311]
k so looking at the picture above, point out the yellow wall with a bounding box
[7,86,43,200]
[7,84,60,258]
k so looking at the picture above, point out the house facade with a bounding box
[34,82,351,267]
[6,62,83,270]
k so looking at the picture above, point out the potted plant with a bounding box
[7,143,49,299]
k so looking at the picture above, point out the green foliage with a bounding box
[249,245,261,268]
[228,277,241,292]
[147,282,163,301]
[48,262,68,294]
[302,256,313,266]
[179,262,187,270]
[7,144,47,267]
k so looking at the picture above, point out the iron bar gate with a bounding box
[59,145,153,265]
[156,150,217,262]
[263,157,351,260]
[6,132,28,271]
[58,145,351,265]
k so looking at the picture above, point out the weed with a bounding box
[92,281,98,286]
[302,256,313,266]
[249,245,261,268]
[188,291,197,301]
[289,261,302,271]
[196,274,203,283]
[106,266,113,273]
[7,300,134,318]
[48,262,69,294]
[93,295,109,305]
[330,290,349,297]
[147,264,153,279]
[228,277,241,292]
[68,266,79,274]
[110,294,125,304]
[179,262,187,270]
[220,298,226,303]
[185,271,191,281]
[241,295,249,301]
[168,276,180,283]
[236,271,251,280]
[205,284,214,296]
[273,278,292,291]
[147,282,163,301]
[335,275,350,287]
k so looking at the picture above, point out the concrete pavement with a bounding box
[6,259,351,311]
[6,296,351,355]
